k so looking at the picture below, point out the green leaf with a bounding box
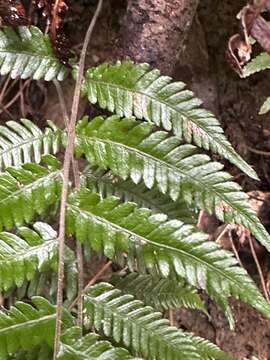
[243,52,270,78]
[0,222,75,295]
[0,161,62,230]
[83,168,198,223]
[0,297,73,359]
[82,61,257,179]
[9,260,77,305]
[75,116,270,252]
[7,345,52,360]
[0,26,68,81]
[259,97,270,115]
[58,327,139,360]
[0,223,58,291]
[112,273,206,313]
[84,283,233,360]
[67,189,270,327]
[0,120,62,171]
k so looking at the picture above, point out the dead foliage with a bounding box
[227,0,270,75]
[0,0,29,26]
[1,0,70,65]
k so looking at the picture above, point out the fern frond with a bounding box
[243,52,270,77]
[83,168,198,223]
[84,283,232,360]
[67,189,270,326]
[58,327,140,360]
[0,26,68,81]
[0,160,62,230]
[112,273,206,313]
[82,61,257,179]
[0,222,59,291]
[0,297,73,359]
[0,120,62,171]
[75,116,270,252]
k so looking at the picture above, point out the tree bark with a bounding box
[119,0,199,75]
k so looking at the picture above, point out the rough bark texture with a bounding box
[119,0,199,75]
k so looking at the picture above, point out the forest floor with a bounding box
[2,0,270,359]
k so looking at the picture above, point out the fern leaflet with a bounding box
[0,119,62,171]
[82,61,257,179]
[0,222,59,291]
[112,273,206,312]
[67,189,270,327]
[0,160,62,230]
[59,327,140,360]
[0,26,68,81]
[243,52,270,77]
[84,283,232,360]
[0,297,73,359]
[83,168,198,223]
[75,116,270,252]
[6,261,77,305]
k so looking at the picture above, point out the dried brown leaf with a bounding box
[0,0,28,26]
[251,15,270,53]
[34,0,52,19]
[50,0,70,65]
[32,0,70,65]
[226,34,251,75]
[227,0,270,73]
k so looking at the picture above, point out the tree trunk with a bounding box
[119,0,199,75]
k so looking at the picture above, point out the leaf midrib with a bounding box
[78,135,258,233]
[86,173,186,219]
[0,170,61,206]
[86,78,230,148]
[0,49,60,63]
[0,131,54,161]
[0,314,55,335]
[0,239,57,263]
[69,203,255,297]
[86,294,220,359]
[86,76,259,179]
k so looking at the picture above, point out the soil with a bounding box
[2,0,270,359]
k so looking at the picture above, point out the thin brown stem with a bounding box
[69,260,112,311]
[228,230,244,268]
[0,80,30,115]
[53,79,69,127]
[196,210,204,229]
[0,77,19,103]
[215,224,230,245]
[248,236,270,303]
[54,79,83,332]
[247,146,270,157]
[53,1,103,358]
[53,79,80,186]
[76,241,84,332]
[19,80,26,118]
[73,158,83,332]
[0,75,11,104]
[169,310,177,327]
